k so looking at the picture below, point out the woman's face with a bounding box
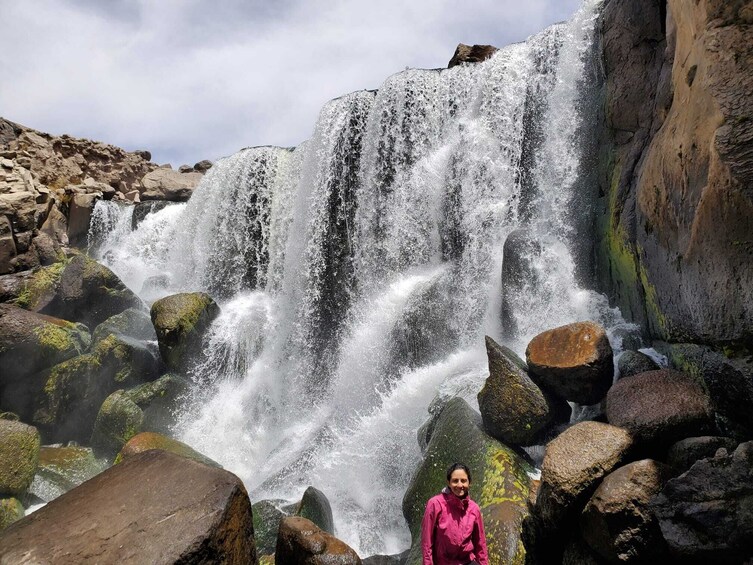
[447,469,470,497]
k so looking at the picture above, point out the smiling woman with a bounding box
[421,463,488,565]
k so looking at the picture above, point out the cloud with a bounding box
[0,0,582,166]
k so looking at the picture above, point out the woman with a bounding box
[420,463,489,565]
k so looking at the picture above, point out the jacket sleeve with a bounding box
[472,507,489,565]
[420,498,438,565]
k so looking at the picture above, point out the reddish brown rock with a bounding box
[448,44,499,68]
[0,450,256,564]
[526,321,614,405]
[276,516,361,565]
[605,369,714,449]
[116,431,220,468]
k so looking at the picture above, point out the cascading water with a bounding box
[91,0,630,556]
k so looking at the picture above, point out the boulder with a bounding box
[605,369,715,450]
[131,200,171,230]
[448,44,499,68]
[125,373,189,431]
[363,553,408,565]
[10,260,66,312]
[141,273,171,294]
[0,450,257,564]
[115,431,220,468]
[194,160,213,173]
[402,397,534,565]
[91,307,157,344]
[581,459,671,563]
[478,336,570,446]
[40,254,143,328]
[526,321,614,405]
[0,303,89,385]
[140,168,202,202]
[151,292,220,371]
[66,192,100,246]
[0,420,40,496]
[28,445,107,502]
[253,499,288,556]
[616,350,660,379]
[535,421,634,531]
[650,441,753,563]
[0,270,34,303]
[276,516,361,565]
[499,229,543,338]
[296,486,334,535]
[0,497,24,530]
[666,436,738,475]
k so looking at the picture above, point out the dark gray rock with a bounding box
[252,499,287,556]
[666,436,738,476]
[91,307,157,344]
[617,350,660,379]
[131,200,171,230]
[297,486,334,535]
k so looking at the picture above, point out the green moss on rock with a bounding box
[0,420,40,496]
[253,499,287,556]
[0,497,24,530]
[90,390,145,458]
[12,260,67,311]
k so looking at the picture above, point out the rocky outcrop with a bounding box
[0,449,257,564]
[0,420,40,496]
[448,44,499,68]
[596,0,753,352]
[526,321,614,405]
[151,292,220,371]
[478,336,569,446]
[403,397,533,565]
[276,516,361,565]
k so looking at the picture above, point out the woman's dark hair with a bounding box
[446,462,472,483]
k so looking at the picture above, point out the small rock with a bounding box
[0,497,24,530]
[194,159,213,173]
[276,516,361,564]
[124,190,140,203]
[0,420,40,496]
[448,44,499,68]
[617,350,660,379]
[665,436,738,475]
[178,165,193,173]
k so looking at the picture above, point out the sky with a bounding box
[1,0,582,167]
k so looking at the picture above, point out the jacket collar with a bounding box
[441,487,470,511]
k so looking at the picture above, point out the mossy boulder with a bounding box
[11,260,67,312]
[0,497,24,530]
[478,336,570,446]
[296,486,334,535]
[91,308,157,344]
[29,446,107,502]
[0,303,90,386]
[115,431,220,468]
[126,373,189,431]
[30,333,160,443]
[253,499,288,556]
[151,292,220,371]
[0,420,40,496]
[402,397,534,565]
[39,254,144,328]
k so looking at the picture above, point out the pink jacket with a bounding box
[421,488,489,565]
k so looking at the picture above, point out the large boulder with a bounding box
[402,397,534,565]
[140,168,202,202]
[9,260,66,312]
[39,254,143,328]
[605,369,715,450]
[276,516,361,565]
[115,431,220,468]
[0,450,257,564]
[581,459,671,563]
[296,486,334,535]
[478,336,570,446]
[0,303,90,385]
[0,420,40,496]
[526,321,614,405]
[151,292,220,371]
[650,441,753,563]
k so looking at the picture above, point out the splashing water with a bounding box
[92,0,620,556]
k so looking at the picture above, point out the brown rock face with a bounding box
[605,369,714,449]
[0,449,256,564]
[448,44,499,68]
[526,321,614,405]
[581,459,671,563]
[276,516,361,565]
[536,421,633,530]
[140,168,202,202]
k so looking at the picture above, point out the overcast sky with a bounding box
[1,0,582,167]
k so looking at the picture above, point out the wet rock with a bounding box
[0,420,40,496]
[448,43,498,67]
[0,450,256,564]
[253,499,288,556]
[650,441,753,563]
[296,486,334,535]
[276,516,361,565]
[363,553,408,565]
[40,254,144,329]
[0,497,24,530]
[131,200,171,230]
[403,397,533,565]
[28,445,107,502]
[90,390,144,458]
[581,459,671,563]
[500,229,543,339]
[605,369,714,450]
[478,336,570,446]
[526,321,614,405]
[9,260,66,312]
[151,292,220,371]
[91,307,157,344]
[665,435,738,477]
[141,273,171,294]
[140,168,202,202]
[115,431,220,468]
[125,373,189,430]
[66,192,100,246]
[536,421,633,531]
[616,350,659,379]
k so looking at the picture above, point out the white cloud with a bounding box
[0,0,582,166]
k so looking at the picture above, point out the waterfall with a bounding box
[91,0,624,556]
